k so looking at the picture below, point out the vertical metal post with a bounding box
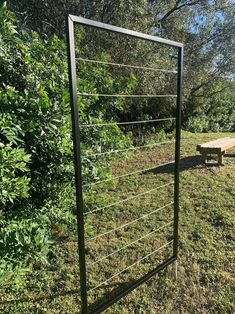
[173,46,183,258]
[66,16,88,313]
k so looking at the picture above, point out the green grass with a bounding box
[1,132,235,313]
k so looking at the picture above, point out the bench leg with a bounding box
[218,152,224,165]
[202,152,207,164]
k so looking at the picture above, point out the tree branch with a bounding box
[159,0,202,23]
[193,85,231,98]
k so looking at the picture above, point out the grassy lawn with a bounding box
[1,132,235,313]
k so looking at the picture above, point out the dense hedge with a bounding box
[0,4,133,287]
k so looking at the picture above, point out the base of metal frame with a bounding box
[91,256,177,314]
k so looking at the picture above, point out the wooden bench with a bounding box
[197,138,235,165]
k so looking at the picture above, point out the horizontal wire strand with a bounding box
[82,137,217,162]
[82,140,175,159]
[82,139,212,191]
[86,202,174,242]
[84,182,174,215]
[83,160,175,188]
[77,92,177,98]
[181,137,224,141]
[90,221,173,266]
[88,240,173,292]
[76,57,177,74]
[80,117,176,128]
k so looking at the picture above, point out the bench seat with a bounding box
[197,138,235,165]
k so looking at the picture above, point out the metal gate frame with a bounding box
[66,14,183,314]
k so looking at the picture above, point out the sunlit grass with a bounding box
[1,132,234,313]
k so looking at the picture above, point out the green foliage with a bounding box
[0,3,134,288]
[0,216,54,290]
[0,3,71,208]
[185,88,235,133]
[8,0,235,127]
[0,113,31,207]
[1,0,234,294]
[206,93,235,132]
[0,260,28,290]
[185,115,209,133]
[0,220,53,264]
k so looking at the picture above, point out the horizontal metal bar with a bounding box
[88,240,173,292]
[92,255,176,314]
[90,221,173,266]
[83,140,175,159]
[76,57,177,73]
[84,182,174,215]
[80,117,176,128]
[86,202,174,242]
[69,15,183,48]
[83,160,175,188]
[78,92,177,98]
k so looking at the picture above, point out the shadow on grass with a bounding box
[2,267,171,311]
[145,155,204,175]
[145,153,235,175]
[2,154,234,311]
[0,280,133,314]
[87,280,133,313]
[225,153,235,158]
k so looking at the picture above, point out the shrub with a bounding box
[0,3,134,287]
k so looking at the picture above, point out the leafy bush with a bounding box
[0,3,134,287]
[185,88,235,133]
[184,114,209,133]
[0,113,31,207]
[0,220,53,264]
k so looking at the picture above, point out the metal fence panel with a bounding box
[66,14,183,313]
